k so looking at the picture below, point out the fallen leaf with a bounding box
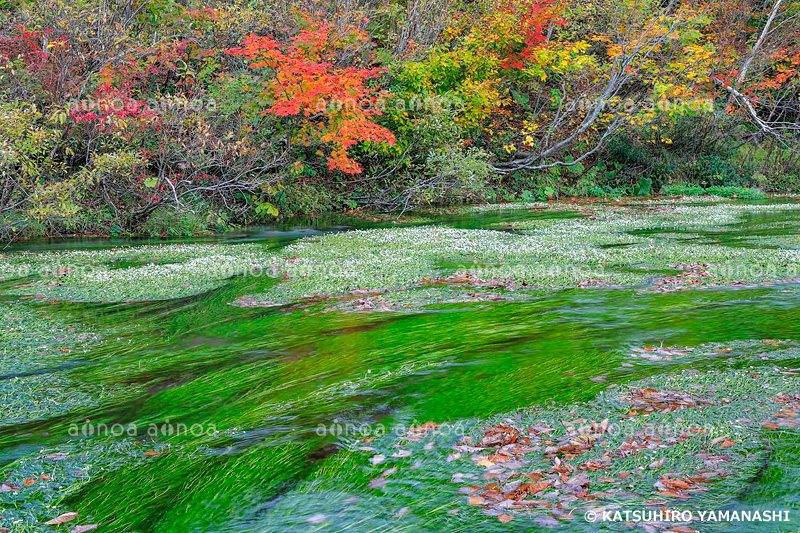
[498,513,515,523]
[70,526,98,533]
[368,477,388,489]
[662,479,691,490]
[658,490,690,499]
[649,457,665,469]
[0,483,20,493]
[41,453,68,460]
[393,507,410,519]
[23,477,36,487]
[478,426,519,448]
[408,422,441,434]
[44,512,79,525]
[305,513,327,524]
[467,495,487,506]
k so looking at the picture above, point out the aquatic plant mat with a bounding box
[2,199,800,532]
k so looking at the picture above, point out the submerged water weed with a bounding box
[0,302,137,429]
[3,204,799,306]
[1,243,277,302]
[439,196,732,214]
[237,203,800,308]
[620,339,800,366]
[257,367,800,531]
[0,374,130,428]
[0,438,158,531]
[0,303,98,375]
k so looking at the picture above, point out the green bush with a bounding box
[140,204,229,238]
[417,147,492,205]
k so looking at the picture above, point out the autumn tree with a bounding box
[227,18,396,174]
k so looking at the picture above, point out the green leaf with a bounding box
[567,162,585,174]
[256,201,279,217]
[511,89,530,107]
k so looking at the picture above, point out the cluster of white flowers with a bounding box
[252,202,800,303]
[2,243,277,302]
[3,203,799,305]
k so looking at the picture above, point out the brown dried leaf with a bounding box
[70,526,98,533]
[658,490,690,499]
[478,426,519,448]
[44,512,79,525]
[467,495,487,506]
[498,513,515,523]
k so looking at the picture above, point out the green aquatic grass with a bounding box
[256,366,800,532]
[65,441,313,533]
[4,203,799,306]
[240,203,800,307]
[439,195,733,214]
[2,203,800,532]
[0,374,131,428]
[0,302,97,376]
[0,302,139,430]
[1,243,277,302]
[3,286,800,531]
[0,438,155,532]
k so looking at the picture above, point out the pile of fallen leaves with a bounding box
[622,388,710,415]
[439,373,794,528]
[651,263,712,293]
[760,393,800,430]
[417,272,525,290]
[654,471,727,500]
